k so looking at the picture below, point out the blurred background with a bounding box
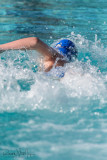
[0,0,107,44]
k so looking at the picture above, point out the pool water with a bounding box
[0,0,107,160]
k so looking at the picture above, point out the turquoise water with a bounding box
[0,0,107,160]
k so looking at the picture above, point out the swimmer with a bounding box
[0,37,77,72]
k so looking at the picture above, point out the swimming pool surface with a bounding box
[0,0,107,160]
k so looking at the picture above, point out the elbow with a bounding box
[30,37,40,49]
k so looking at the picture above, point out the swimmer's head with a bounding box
[55,39,78,62]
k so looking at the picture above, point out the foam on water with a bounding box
[0,33,107,113]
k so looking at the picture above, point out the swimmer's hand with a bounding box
[0,49,4,53]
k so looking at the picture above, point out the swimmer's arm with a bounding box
[0,37,60,60]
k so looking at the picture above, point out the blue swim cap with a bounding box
[55,39,78,62]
